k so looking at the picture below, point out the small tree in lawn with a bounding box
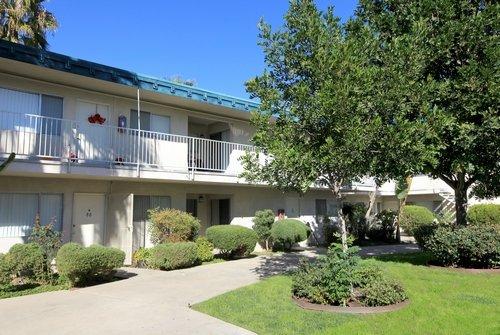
[356,0,500,225]
[252,209,275,250]
[242,0,382,252]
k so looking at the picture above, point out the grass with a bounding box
[193,252,500,335]
[0,282,68,300]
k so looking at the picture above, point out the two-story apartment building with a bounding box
[0,40,457,261]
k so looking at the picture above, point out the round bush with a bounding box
[467,204,500,226]
[359,277,408,307]
[206,225,258,258]
[413,223,439,249]
[56,243,125,286]
[148,209,200,244]
[7,243,45,280]
[400,205,436,236]
[132,247,151,268]
[367,210,397,243]
[271,219,309,251]
[425,225,500,268]
[195,237,214,263]
[148,242,198,270]
[0,253,13,285]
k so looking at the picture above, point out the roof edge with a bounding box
[0,40,259,112]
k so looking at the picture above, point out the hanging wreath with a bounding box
[88,113,106,125]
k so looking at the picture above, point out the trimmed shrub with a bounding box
[413,223,439,249]
[132,247,151,268]
[292,245,360,306]
[344,203,368,242]
[148,242,198,270]
[467,204,500,226]
[206,225,258,258]
[195,237,214,263]
[252,209,275,250]
[400,205,435,236]
[367,210,397,243]
[56,243,125,286]
[425,225,500,268]
[0,253,13,285]
[271,219,309,251]
[28,220,62,283]
[8,243,45,281]
[148,208,200,244]
[359,277,408,307]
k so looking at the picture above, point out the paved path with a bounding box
[0,243,418,335]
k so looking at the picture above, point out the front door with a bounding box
[76,101,110,162]
[72,193,106,246]
[219,199,230,225]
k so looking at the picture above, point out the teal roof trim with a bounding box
[0,40,259,112]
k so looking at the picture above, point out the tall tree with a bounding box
[0,0,57,50]
[356,0,500,226]
[241,0,382,251]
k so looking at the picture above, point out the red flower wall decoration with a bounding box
[88,113,106,125]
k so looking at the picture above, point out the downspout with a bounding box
[136,88,141,177]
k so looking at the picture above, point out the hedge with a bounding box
[399,205,435,236]
[148,242,198,270]
[206,225,258,258]
[148,208,200,244]
[425,225,500,268]
[467,204,500,226]
[7,243,45,281]
[56,243,125,286]
[270,219,309,251]
[195,237,214,263]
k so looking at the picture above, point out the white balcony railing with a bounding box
[0,111,255,175]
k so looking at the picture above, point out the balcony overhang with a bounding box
[0,40,258,122]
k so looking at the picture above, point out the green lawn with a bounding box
[0,282,68,300]
[193,253,500,335]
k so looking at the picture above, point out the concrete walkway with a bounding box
[0,243,418,335]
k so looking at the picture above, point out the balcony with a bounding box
[0,111,255,178]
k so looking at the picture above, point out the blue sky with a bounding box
[45,1,358,100]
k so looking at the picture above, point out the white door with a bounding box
[72,193,106,246]
[76,101,110,162]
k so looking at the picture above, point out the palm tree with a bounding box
[0,0,58,50]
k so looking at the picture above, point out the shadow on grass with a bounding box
[250,251,320,279]
[371,252,431,266]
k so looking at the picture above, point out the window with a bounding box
[315,199,327,217]
[40,95,63,135]
[0,88,63,134]
[130,110,170,133]
[186,199,198,217]
[0,193,63,237]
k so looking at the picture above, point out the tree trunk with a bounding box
[454,183,468,226]
[365,185,378,225]
[338,210,348,252]
[395,176,413,243]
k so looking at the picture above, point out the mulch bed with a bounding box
[292,296,410,314]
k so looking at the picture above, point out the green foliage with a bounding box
[425,225,500,268]
[252,209,275,249]
[400,205,436,236]
[292,244,361,306]
[352,263,384,288]
[344,203,368,243]
[148,242,198,270]
[206,225,258,258]
[195,237,214,263]
[132,248,151,268]
[56,243,125,286]
[147,208,200,244]
[0,253,13,285]
[7,243,45,281]
[356,0,500,224]
[413,224,439,249]
[28,219,62,283]
[0,0,58,50]
[270,219,309,251]
[467,204,500,227]
[367,210,396,242]
[359,277,408,307]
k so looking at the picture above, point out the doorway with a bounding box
[132,195,171,251]
[72,193,106,246]
[211,198,231,225]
